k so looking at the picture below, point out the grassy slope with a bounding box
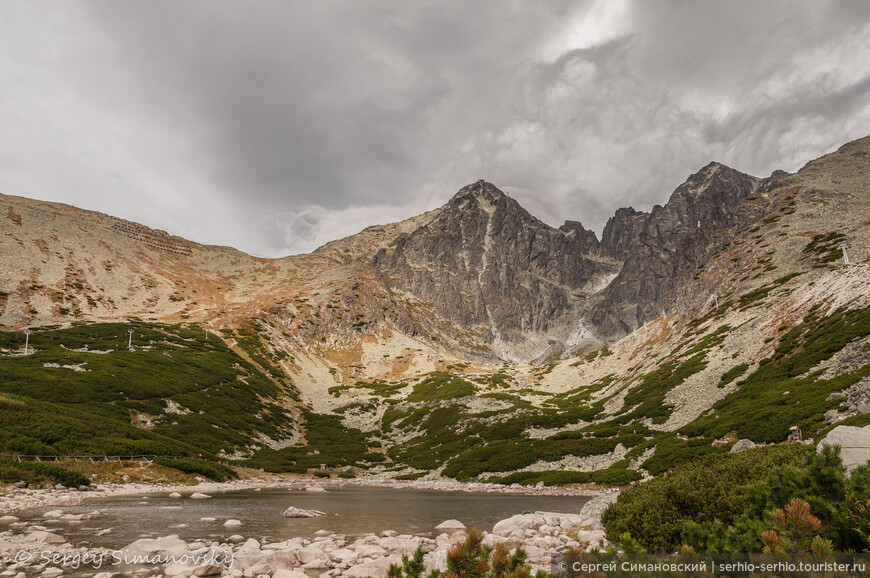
[2,301,869,486]
[0,322,296,459]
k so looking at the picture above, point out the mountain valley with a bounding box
[2,135,870,486]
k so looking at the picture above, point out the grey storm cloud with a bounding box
[1,0,869,256]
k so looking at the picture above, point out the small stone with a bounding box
[224,519,242,527]
[168,492,182,499]
[121,475,131,484]
[190,492,211,499]
[283,507,326,518]
[272,571,308,578]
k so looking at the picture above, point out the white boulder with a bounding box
[492,513,546,535]
[434,519,466,531]
[282,506,326,518]
[819,425,870,472]
[121,534,190,558]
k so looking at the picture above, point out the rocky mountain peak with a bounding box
[590,162,760,339]
[445,180,538,224]
[449,179,509,204]
[372,181,605,360]
[559,220,600,254]
[600,207,649,260]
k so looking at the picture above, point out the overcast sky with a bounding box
[1,1,869,257]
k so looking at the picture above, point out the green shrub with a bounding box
[642,434,725,476]
[154,457,237,482]
[718,363,749,387]
[591,467,642,486]
[602,444,811,552]
[0,459,91,487]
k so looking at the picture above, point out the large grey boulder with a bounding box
[24,530,66,544]
[818,425,870,472]
[492,512,546,535]
[730,439,757,453]
[121,534,190,558]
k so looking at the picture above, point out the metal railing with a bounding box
[0,454,200,464]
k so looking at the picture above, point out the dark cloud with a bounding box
[0,1,868,256]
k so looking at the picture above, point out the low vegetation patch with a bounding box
[0,459,91,487]
[0,323,296,459]
[602,444,812,552]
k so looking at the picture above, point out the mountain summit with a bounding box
[372,180,610,359]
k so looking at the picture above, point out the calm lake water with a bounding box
[30,487,590,549]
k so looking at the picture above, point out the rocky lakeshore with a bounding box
[0,478,617,578]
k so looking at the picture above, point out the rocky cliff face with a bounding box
[600,207,648,260]
[590,162,761,339]
[372,180,604,358]
[558,220,600,254]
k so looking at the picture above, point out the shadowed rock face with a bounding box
[600,207,648,261]
[558,220,600,254]
[371,165,768,352]
[590,162,761,339]
[372,181,602,350]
